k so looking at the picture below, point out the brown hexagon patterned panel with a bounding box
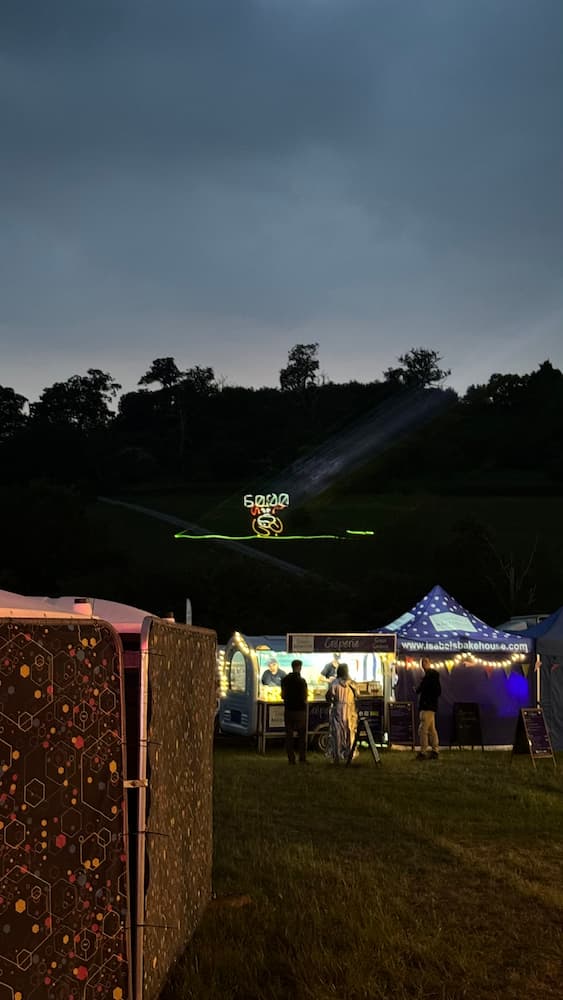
[140,621,216,1000]
[0,619,130,1000]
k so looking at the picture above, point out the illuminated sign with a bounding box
[286,633,397,654]
[243,492,290,537]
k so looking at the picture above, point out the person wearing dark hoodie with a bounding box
[416,657,441,760]
[281,659,308,764]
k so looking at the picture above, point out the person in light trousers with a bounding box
[416,657,441,760]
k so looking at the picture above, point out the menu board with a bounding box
[388,701,415,748]
[512,708,556,767]
[451,702,484,750]
[357,696,385,743]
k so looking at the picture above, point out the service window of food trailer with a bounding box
[254,644,396,752]
[257,649,389,700]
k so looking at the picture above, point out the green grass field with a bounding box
[161,745,563,1000]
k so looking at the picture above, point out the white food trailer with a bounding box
[218,631,398,752]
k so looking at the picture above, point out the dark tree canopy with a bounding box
[180,366,218,397]
[465,361,563,409]
[0,385,28,440]
[279,343,320,392]
[139,357,183,389]
[30,369,121,431]
[464,372,527,408]
[384,347,451,389]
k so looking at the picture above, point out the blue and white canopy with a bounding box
[521,606,563,657]
[383,584,533,655]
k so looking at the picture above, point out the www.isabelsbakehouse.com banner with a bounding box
[403,638,531,653]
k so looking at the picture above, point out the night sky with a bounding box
[1,0,562,403]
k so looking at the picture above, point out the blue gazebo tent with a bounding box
[382,585,534,746]
[521,608,563,750]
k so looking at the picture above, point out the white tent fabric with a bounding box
[0,589,155,632]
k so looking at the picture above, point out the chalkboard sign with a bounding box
[347,718,381,766]
[512,708,556,768]
[450,702,484,751]
[357,696,385,744]
[388,701,415,749]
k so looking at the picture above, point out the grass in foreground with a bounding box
[161,745,563,1000]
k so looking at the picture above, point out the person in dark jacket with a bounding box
[261,657,286,686]
[281,659,308,764]
[321,651,341,680]
[416,657,441,760]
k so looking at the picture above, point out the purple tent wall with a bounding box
[395,664,534,746]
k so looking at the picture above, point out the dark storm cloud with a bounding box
[1,0,382,162]
[1,0,562,399]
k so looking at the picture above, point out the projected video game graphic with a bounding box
[0,620,130,1000]
[174,490,375,542]
[243,492,289,536]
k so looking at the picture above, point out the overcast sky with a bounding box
[1,0,562,403]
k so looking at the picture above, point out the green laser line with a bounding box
[174,530,375,541]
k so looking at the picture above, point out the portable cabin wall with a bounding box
[0,616,131,999]
[138,619,217,1000]
[0,610,217,1000]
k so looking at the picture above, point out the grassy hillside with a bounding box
[56,489,563,641]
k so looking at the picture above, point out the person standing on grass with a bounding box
[326,663,359,763]
[416,657,441,760]
[281,659,308,765]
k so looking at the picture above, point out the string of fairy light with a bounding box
[217,634,531,695]
[396,651,529,672]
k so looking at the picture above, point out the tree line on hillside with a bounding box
[0,345,445,484]
[1,344,561,493]
[0,343,562,629]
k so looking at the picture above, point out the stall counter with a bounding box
[257,694,385,754]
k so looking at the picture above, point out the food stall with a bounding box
[381,585,534,747]
[218,631,397,752]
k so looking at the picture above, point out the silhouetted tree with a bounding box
[180,366,218,397]
[173,366,219,465]
[30,369,121,431]
[464,372,527,407]
[384,347,450,388]
[0,385,28,440]
[138,357,183,389]
[280,343,320,392]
